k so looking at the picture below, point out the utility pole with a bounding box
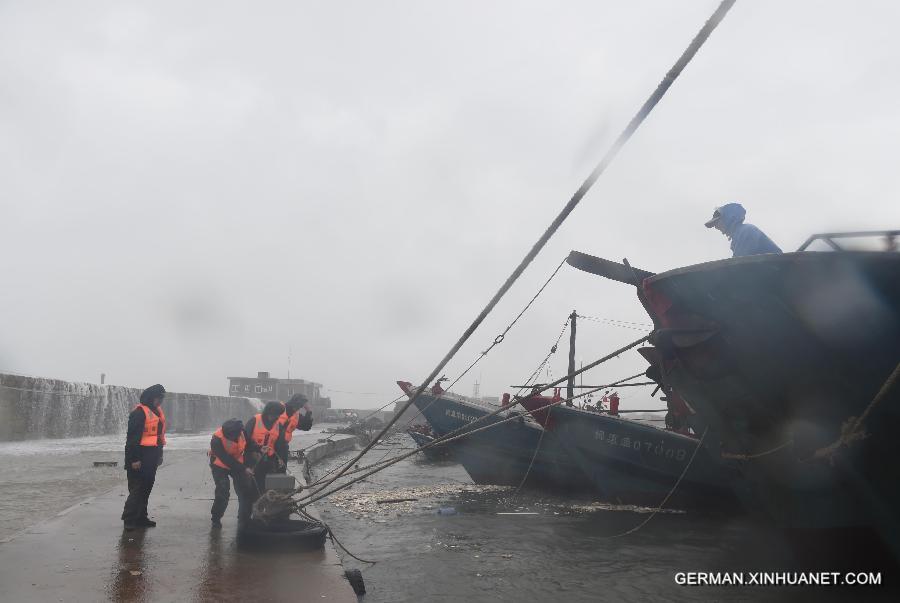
[567,310,577,406]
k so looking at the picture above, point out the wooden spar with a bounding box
[566,251,655,285]
[567,310,577,406]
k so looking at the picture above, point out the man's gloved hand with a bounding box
[131,461,142,470]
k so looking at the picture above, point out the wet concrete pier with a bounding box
[0,439,359,602]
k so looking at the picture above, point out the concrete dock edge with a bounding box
[0,434,363,603]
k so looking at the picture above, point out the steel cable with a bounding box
[302,0,737,498]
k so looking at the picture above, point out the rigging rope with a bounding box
[447,257,567,391]
[311,370,654,494]
[306,0,737,497]
[307,318,572,489]
[513,427,545,497]
[388,279,572,443]
[288,336,649,510]
[294,370,654,511]
[296,394,406,455]
[605,427,709,539]
[576,314,653,332]
[721,439,793,460]
[807,360,900,464]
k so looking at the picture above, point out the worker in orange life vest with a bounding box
[271,394,314,474]
[283,394,315,442]
[121,384,166,529]
[209,418,254,527]
[244,401,288,498]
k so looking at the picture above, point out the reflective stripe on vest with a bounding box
[278,411,301,443]
[250,413,281,456]
[136,404,166,447]
[211,428,246,469]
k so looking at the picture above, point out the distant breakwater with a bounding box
[0,373,262,441]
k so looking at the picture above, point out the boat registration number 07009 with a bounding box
[594,429,688,461]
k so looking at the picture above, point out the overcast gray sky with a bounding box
[2,1,898,410]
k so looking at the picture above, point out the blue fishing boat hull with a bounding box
[406,429,454,461]
[543,403,736,509]
[405,389,589,492]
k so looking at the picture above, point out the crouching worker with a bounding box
[244,401,288,497]
[209,418,254,527]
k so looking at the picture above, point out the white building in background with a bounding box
[226,371,332,417]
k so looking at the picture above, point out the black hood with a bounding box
[221,418,244,440]
[140,384,166,405]
[262,401,284,421]
[286,394,308,413]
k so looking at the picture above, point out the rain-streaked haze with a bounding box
[2,1,898,410]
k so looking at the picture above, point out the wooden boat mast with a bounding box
[567,310,577,406]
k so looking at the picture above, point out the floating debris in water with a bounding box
[326,483,684,518]
[568,501,686,515]
[328,484,510,516]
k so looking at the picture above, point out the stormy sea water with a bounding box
[314,435,894,603]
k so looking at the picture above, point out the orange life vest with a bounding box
[210,428,246,469]
[136,404,166,447]
[278,411,300,443]
[250,413,281,456]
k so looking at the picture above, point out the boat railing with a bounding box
[797,230,899,252]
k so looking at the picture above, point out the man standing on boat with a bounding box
[705,202,782,257]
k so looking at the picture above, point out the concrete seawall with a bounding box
[303,434,360,466]
[0,372,260,441]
